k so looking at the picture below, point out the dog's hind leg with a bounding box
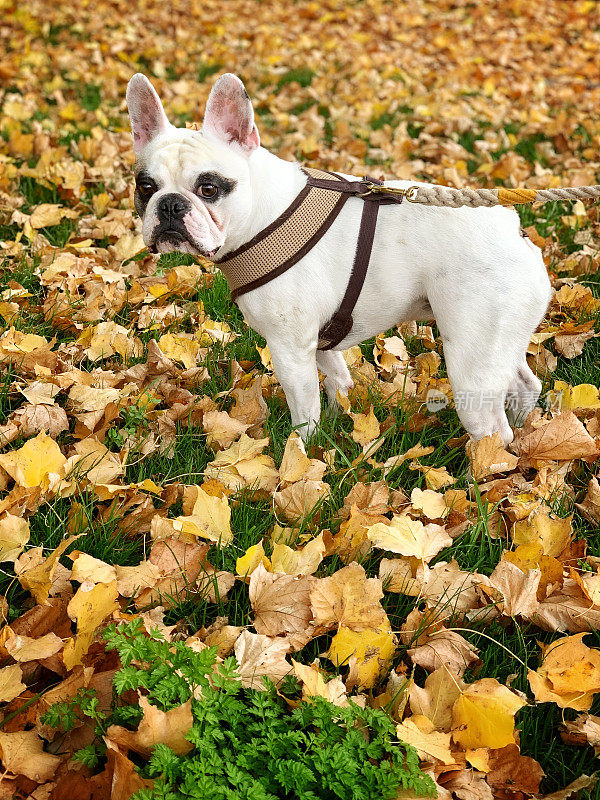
[505,360,542,427]
[316,350,354,407]
[442,338,515,445]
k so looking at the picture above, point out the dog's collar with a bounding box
[213,166,404,350]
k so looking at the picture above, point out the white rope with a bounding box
[400,183,600,208]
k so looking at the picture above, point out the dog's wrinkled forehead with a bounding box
[136,128,244,189]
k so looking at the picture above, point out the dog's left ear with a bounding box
[203,74,260,154]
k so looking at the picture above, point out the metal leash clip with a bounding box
[360,182,420,201]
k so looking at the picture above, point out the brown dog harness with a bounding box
[213,167,405,350]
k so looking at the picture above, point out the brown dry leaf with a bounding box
[409,667,465,731]
[419,560,481,615]
[0,729,61,782]
[331,505,380,564]
[310,562,386,632]
[537,776,597,800]
[136,537,211,608]
[340,480,392,519]
[229,375,268,432]
[528,633,600,711]
[411,463,457,491]
[513,410,599,462]
[379,557,421,596]
[66,437,125,485]
[480,560,541,618]
[367,515,452,563]
[486,744,545,795]
[273,478,331,521]
[156,333,201,369]
[396,715,455,765]
[278,432,326,483]
[29,203,78,228]
[6,631,63,662]
[0,664,25,703]
[410,487,448,520]
[107,695,193,758]
[401,609,479,677]
[70,552,118,585]
[337,393,381,449]
[0,513,30,562]
[442,770,493,800]
[575,477,600,524]
[234,629,292,689]
[115,561,161,598]
[63,580,119,669]
[249,564,313,649]
[105,739,154,800]
[532,592,600,634]
[466,432,518,480]
[561,713,600,755]
[204,435,279,494]
[202,409,249,449]
[19,534,79,604]
[174,484,233,546]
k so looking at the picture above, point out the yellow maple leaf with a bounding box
[528,634,600,711]
[157,333,201,369]
[63,580,119,669]
[174,485,233,546]
[19,535,80,605]
[270,533,326,576]
[0,514,30,562]
[236,541,271,577]
[0,432,66,489]
[553,381,600,410]
[326,622,396,689]
[451,678,526,749]
[512,506,572,557]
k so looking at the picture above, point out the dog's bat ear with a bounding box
[126,74,172,153]
[203,74,260,154]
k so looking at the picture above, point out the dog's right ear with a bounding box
[126,74,172,153]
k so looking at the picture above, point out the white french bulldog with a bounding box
[126,72,551,444]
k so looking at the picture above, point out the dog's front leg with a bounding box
[268,338,321,440]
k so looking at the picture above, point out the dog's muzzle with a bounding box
[149,192,194,253]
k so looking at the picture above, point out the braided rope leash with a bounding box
[365,182,600,208]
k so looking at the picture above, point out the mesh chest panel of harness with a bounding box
[212,167,404,351]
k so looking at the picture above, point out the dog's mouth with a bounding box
[148,226,216,259]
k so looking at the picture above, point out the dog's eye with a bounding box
[137,180,156,199]
[198,183,218,199]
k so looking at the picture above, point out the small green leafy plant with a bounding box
[43,620,435,800]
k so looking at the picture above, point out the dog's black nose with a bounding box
[158,193,190,221]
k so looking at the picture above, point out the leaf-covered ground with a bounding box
[1,0,600,797]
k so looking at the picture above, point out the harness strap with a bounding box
[214,167,405,351]
[317,181,387,350]
[317,177,405,350]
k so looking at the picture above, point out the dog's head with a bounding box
[126,73,260,257]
